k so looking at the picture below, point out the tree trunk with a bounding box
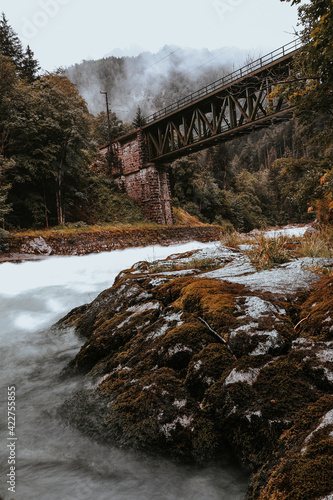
[56,160,65,225]
[43,182,49,228]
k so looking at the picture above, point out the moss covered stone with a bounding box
[55,244,333,498]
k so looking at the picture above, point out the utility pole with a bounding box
[100,91,112,170]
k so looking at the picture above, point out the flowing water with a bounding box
[0,242,249,500]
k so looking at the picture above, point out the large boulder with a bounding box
[55,245,333,499]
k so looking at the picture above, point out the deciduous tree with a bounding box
[280,0,333,144]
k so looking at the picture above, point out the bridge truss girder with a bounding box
[143,58,294,162]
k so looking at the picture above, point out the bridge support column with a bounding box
[111,130,173,225]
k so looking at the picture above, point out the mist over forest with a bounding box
[64,45,250,121]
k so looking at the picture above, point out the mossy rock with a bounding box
[103,367,197,457]
[253,357,320,420]
[173,279,243,333]
[157,322,212,371]
[66,303,160,374]
[56,244,333,498]
[154,276,199,305]
[185,343,236,399]
[248,395,333,500]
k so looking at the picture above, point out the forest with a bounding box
[0,0,332,232]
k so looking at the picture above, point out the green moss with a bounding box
[154,276,198,305]
[185,344,236,398]
[173,279,245,333]
[248,396,333,500]
[103,367,196,456]
[254,358,319,420]
[158,322,212,371]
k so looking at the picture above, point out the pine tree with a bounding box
[21,45,40,82]
[0,13,24,72]
[133,107,146,128]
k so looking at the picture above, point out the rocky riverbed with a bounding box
[55,241,333,499]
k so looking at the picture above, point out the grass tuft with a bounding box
[220,231,247,248]
[296,232,333,259]
[244,233,291,270]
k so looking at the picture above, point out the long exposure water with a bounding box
[0,242,249,500]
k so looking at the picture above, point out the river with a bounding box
[0,242,249,500]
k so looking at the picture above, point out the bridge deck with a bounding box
[140,39,301,162]
[144,39,301,126]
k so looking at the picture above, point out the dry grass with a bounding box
[11,221,161,237]
[244,233,291,270]
[220,231,248,248]
[172,207,204,226]
[296,231,333,259]
[12,208,208,237]
[220,225,333,271]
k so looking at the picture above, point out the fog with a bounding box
[65,44,251,121]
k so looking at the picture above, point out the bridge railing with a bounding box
[145,38,302,124]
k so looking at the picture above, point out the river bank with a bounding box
[0,225,223,263]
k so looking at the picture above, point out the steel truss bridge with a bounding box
[142,39,301,163]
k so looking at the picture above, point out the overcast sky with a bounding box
[1,0,301,71]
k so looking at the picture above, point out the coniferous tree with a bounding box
[21,45,40,82]
[0,13,24,72]
[0,13,39,81]
[133,107,146,128]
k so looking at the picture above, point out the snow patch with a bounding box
[146,311,184,340]
[245,410,262,422]
[209,258,324,295]
[316,348,333,364]
[249,330,281,356]
[142,383,156,391]
[117,302,159,330]
[230,322,259,338]
[264,224,311,238]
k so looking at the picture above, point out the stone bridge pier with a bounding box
[107,129,173,225]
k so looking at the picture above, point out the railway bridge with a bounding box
[102,39,301,225]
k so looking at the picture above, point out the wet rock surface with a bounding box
[55,245,333,499]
